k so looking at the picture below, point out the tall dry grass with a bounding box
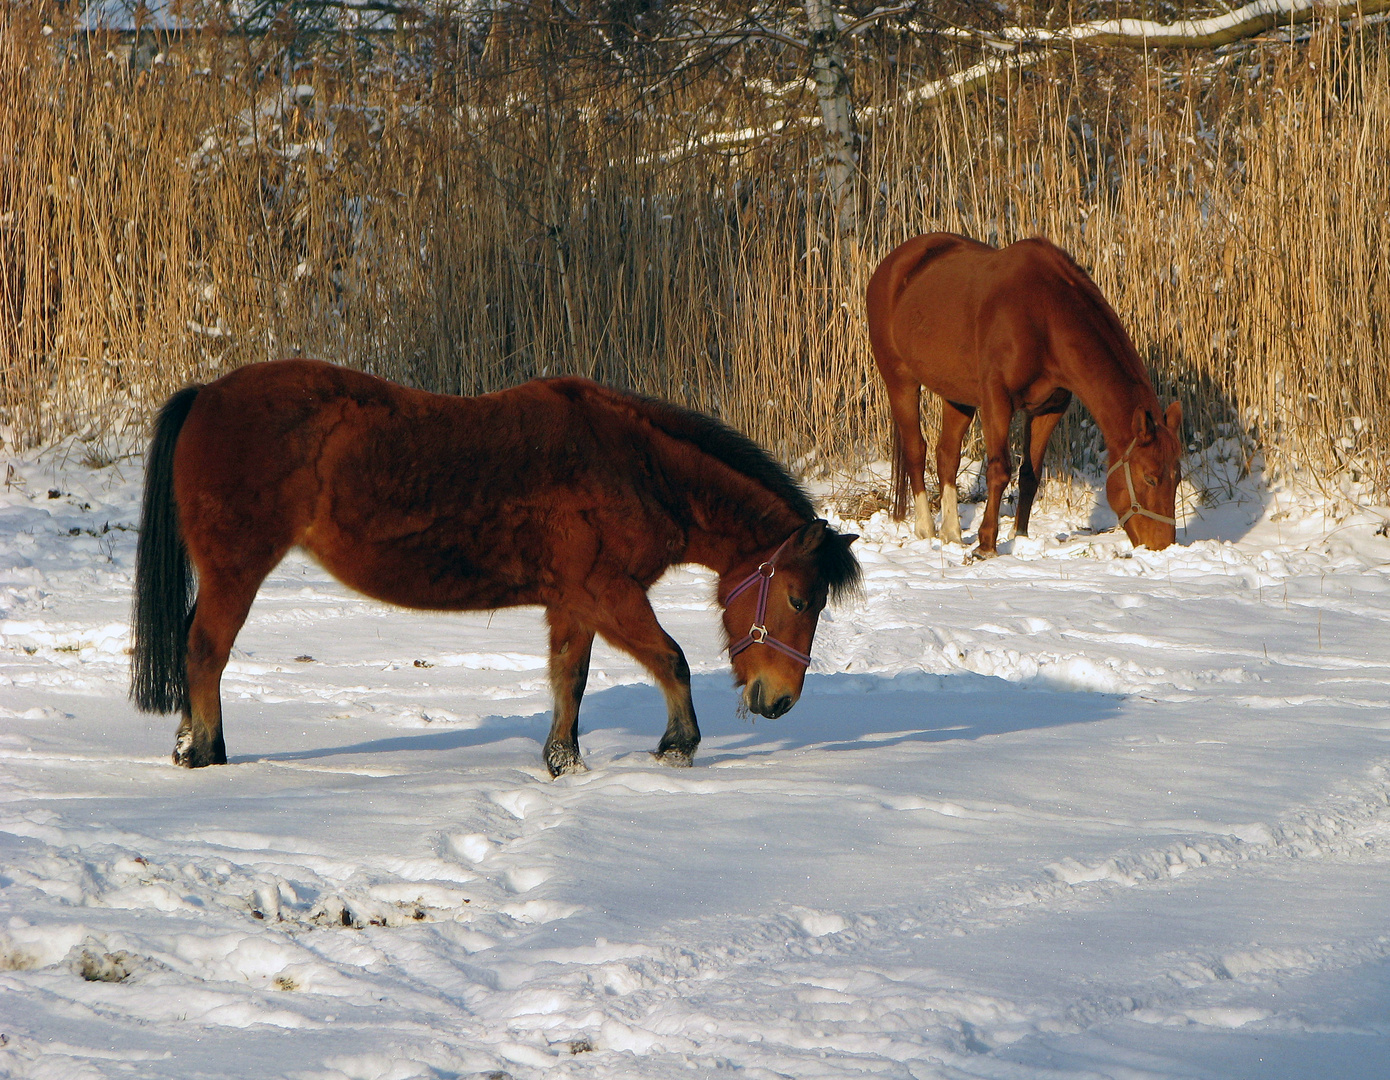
[860,24,1390,506]
[1,7,1386,508]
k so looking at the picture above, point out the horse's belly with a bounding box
[302,523,546,613]
[911,355,983,408]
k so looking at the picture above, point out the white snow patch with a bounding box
[3,449,1390,1077]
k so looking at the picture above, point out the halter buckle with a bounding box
[723,532,813,669]
[1108,436,1178,531]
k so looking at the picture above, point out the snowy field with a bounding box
[2,440,1389,1080]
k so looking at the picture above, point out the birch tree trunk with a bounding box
[803,0,858,231]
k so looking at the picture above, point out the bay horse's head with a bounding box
[1107,402,1184,550]
[719,520,860,719]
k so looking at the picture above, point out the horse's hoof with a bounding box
[545,745,587,778]
[912,493,936,540]
[172,730,226,768]
[172,729,195,768]
[968,547,999,562]
[653,748,694,768]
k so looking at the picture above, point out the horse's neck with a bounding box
[1063,343,1160,460]
[615,401,805,573]
[680,483,802,576]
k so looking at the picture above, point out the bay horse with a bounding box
[867,233,1183,555]
[130,359,860,777]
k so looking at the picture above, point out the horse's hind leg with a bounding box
[174,566,272,767]
[1016,404,1068,538]
[936,401,976,545]
[887,382,934,539]
[543,608,595,777]
[586,580,698,767]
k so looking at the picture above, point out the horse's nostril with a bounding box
[746,681,794,718]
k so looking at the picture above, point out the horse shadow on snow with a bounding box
[239,669,1122,769]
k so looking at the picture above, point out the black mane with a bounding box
[628,392,819,522]
[559,380,861,602]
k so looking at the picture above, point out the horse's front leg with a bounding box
[651,643,697,767]
[588,581,699,767]
[975,388,1015,556]
[1016,406,1067,538]
[544,608,595,777]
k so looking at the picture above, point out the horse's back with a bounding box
[868,233,1099,404]
[868,233,1005,401]
[171,361,680,611]
[866,232,980,313]
[173,360,384,560]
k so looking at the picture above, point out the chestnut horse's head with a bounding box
[719,519,860,719]
[1107,401,1184,550]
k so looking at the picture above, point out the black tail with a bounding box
[130,385,201,714]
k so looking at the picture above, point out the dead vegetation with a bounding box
[1,6,1385,503]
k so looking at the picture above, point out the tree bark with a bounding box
[803,0,858,231]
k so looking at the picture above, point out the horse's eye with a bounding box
[1144,475,1159,487]
[788,596,807,613]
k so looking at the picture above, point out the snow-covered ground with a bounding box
[2,440,1389,1080]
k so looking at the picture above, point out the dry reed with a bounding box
[1,7,1386,509]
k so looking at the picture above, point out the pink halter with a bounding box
[724,533,813,668]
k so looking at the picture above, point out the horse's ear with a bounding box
[1131,405,1158,443]
[794,518,828,555]
[840,532,859,547]
[1164,400,1183,434]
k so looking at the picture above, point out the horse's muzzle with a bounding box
[745,679,794,719]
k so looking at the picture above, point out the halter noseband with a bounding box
[724,533,813,668]
[1107,436,1177,530]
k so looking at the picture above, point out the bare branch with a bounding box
[874,0,1390,114]
[1004,0,1390,50]
[839,3,920,37]
[860,51,1043,120]
[651,23,809,52]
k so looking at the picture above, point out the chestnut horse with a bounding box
[868,233,1183,555]
[130,359,860,777]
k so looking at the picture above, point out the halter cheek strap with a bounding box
[723,534,813,668]
[1107,436,1177,530]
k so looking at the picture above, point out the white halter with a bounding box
[1107,436,1177,530]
